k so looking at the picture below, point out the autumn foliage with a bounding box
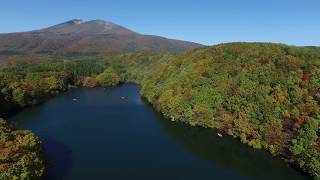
[0,43,319,179]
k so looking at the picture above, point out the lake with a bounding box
[10,83,308,180]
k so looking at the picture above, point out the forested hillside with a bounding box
[0,43,319,179]
[0,118,44,179]
[125,43,320,179]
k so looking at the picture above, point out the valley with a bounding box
[0,42,319,179]
[0,17,319,180]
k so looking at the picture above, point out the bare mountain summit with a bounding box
[0,19,203,53]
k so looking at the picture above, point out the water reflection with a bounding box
[11,84,309,180]
[149,103,309,180]
[42,136,73,180]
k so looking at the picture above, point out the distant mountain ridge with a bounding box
[0,19,203,53]
[305,46,320,50]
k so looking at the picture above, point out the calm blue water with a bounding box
[10,84,308,180]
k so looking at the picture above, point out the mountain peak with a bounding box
[89,19,111,23]
[52,19,85,27]
[46,19,85,30]
[66,19,85,25]
[0,19,203,53]
[43,19,135,35]
[85,19,116,29]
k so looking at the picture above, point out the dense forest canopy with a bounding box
[0,118,44,179]
[0,43,319,179]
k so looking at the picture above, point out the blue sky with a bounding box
[0,0,319,46]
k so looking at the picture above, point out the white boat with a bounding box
[121,97,125,99]
[218,133,223,137]
[73,98,77,101]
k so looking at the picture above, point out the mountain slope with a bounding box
[0,19,203,53]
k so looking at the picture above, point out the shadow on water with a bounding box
[40,136,73,180]
[9,84,310,180]
[144,102,310,180]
